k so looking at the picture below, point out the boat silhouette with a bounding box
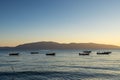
[97,52,111,55]
[9,53,19,56]
[46,53,55,56]
[79,53,90,55]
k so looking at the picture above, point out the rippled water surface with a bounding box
[0,50,120,80]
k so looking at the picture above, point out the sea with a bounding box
[0,49,120,80]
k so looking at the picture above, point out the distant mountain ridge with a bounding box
[0,41,120,50]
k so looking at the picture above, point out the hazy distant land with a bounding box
[0,41,120,50]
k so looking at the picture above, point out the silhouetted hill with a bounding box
[15,41,120,50]
[0,41,120,50]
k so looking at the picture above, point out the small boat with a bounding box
[79,53,90,55]
[9,53,19,56]
[31,52,39,54]
[46,53,55,56]
[83,50,92,53]
[97,52,111,55]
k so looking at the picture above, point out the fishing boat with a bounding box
[79,52,90,55]
[9,53,19,56]
[46,53,55,56]
[97,51,111,55]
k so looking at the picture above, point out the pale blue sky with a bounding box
[0,0,120,46]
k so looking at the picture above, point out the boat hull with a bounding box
[46,53,55,56]
[9,53,19,56]
[79,53,89,55]
[97,52,111,55]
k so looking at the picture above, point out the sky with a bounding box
[0,0,120,46]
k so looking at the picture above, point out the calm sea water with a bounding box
[0,49,120,80]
